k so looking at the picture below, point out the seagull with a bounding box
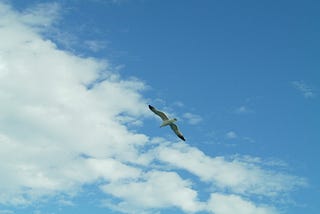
[148,105,186,141]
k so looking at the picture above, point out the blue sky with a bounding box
[0,0,319,214]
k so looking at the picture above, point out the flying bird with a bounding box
[148,105,186,141]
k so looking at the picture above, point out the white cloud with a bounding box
[102,171,204,213]
[292,80,316,98]
[0,2,307,214]
[207,193,277,214]
[0,1,148,206]
[155,143,306,197]
[183,112,203,125]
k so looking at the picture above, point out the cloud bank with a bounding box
[0,2,305,214]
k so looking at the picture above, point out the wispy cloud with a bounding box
[173,101,184,107]
[21,2,61,27]
[0,2,306,214]
[183,112,203,125]
[234,105,253,114]
[225,131,238,139]
[292,80,316,98]
[84,40,108,52]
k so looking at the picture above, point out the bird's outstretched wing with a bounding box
[170,123,186,141]
[148,105,169,121]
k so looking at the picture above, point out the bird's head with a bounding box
[173,118,178,122]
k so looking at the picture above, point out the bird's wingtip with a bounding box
[179,135,186,141]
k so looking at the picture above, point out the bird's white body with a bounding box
[160,118,177,127]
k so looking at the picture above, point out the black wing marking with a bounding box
[170,123,186,141]
[148,105,169,121]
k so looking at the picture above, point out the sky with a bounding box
[0,0,319,214]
